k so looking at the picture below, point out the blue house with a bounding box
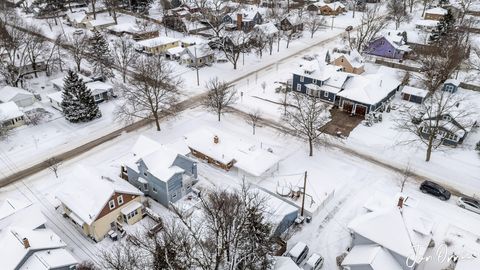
[364,31,411,60]
[292,62,347,105]
[223,9,263,32]
[420,113,477,146]
[123,136,198,207]
[442,79,460,93]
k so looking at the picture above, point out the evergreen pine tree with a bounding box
[61,70,83,123]
[88,31,114,80]
[78,85,101,121]
[325,50,331,64]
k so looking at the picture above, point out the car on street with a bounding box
[456,197,480,214]
[287,242,309,265]
[420,181,451,201]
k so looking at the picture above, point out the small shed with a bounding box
[0,86,35,107]
[442,79,460,93]
[0,101,25,128]
[400,86,429,104]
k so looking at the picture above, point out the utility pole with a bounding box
[300,171,307,217]
[194,47,199,86]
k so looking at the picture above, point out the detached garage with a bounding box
[401,86,429,104]
[0,86,36,107]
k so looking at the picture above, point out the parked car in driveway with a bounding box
[420,181,451,201]
[303,253,323,269]
[287,242,309,265]
[456,197,480,214]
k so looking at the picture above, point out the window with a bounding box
[323,91,329,98]
[300,76,304,82]
[152,187,158,193]
[117,195,124,205]
[443,115,451,121]
[143,172,148,177]
[143,183,148,191]
[108,200,115,210]
[296,84,301,91]
[312,79,317,84]
[172,193,177,199]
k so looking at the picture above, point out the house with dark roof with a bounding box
[364,31,411,60]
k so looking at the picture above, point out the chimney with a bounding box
[397,196,404,209]
[379,80,383,87]
[237,13,243,31]
[213,135,219,144]
[22,237,30,249]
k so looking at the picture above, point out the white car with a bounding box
[457,197,480,214]
[303,253,324,270]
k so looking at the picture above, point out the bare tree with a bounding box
[387,0,411,30]
[396,90,476,162]
[90,0,97,19]
[457,0,474,24]
[251,33,268,59]
[104,0,120,24]
[67,33,89,72]
[25,24,50,78]
[202,77,237,122]
[0,115,10,140]
[76,261,99,270]
[283,92,330,156]
[112,36,138,83]
[354,5,386,52]
[216,32,251,70]
[46,157,62,178]
[246,109,262,135]
[304,12,325,39]
[469,46,480,74]
[115,56,182,131]
[398,163,413,192]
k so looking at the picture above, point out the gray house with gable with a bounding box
[123,136,198,207]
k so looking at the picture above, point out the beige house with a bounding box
[0,101,25,129]
[331,49,365,74]
[56,165,144,242]
[136,36,180,55]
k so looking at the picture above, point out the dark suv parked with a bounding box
[420,181,451,201]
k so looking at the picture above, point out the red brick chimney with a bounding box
[213,135,219,144]
[22,238,30,249]
[237,13,243,31]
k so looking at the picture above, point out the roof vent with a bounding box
[213,135,219,144]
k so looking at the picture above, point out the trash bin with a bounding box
[306,216,312,223]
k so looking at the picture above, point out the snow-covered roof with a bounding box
[332,49,364,69]
[324,71,352,89]
[137,36,179,48]
[182,44,214,58]
[120,201,142,215]
[20,248,78,270]
[0,198,31,221]
[47,91,62,104]
[295,61,342,82]
[56,165,143,225]
[445,79,460,86]
[341,244,403,270]
[0,101,24,120]
[253,22,279,36]
[86,81,113,95]
[180,36,208,45]
[415,19,439,28]
[325,2,345,10]
[88,15,115,27]
[282,13,303,25]
[381,31,411,52]
[184,128,281,176]
[254,188,297,226]
[50,73,93,90]
[108,23,142,34]
[0,203,76,270]
[337,73,401,105]
[425,7,448,15]
[131,135,163,158]
[273,256,301,270]
[66,12,89,24]
[0,86,34,104]
[141,146,185,182]
[401,86,429,98]
[348,205,433,261]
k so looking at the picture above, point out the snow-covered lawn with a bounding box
[1,107,479,268]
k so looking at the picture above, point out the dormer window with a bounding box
[117,195,124,205]
[443,115,451,121]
